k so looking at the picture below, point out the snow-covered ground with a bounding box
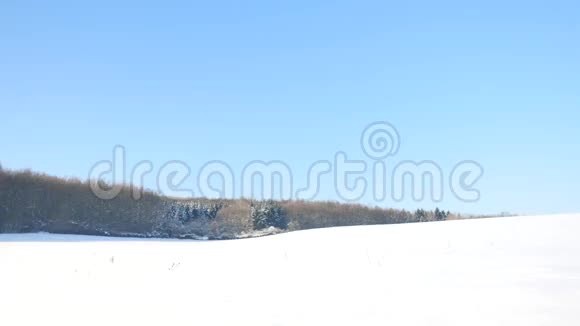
[1,214,579,326]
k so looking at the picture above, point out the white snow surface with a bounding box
[1,214,580,326]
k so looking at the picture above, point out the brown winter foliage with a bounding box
[0,169,466,239]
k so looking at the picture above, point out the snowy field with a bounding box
[1,214,579,326]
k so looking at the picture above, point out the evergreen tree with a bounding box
[434,208,443,221]
[250,200,288,230]
[414,208,427,222]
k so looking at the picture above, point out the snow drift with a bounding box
[1,214,579,326]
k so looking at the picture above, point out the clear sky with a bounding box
[1,0,579,215]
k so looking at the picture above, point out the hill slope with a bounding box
[1,214,579,325]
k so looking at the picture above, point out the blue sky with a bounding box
[1,0,579,215]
